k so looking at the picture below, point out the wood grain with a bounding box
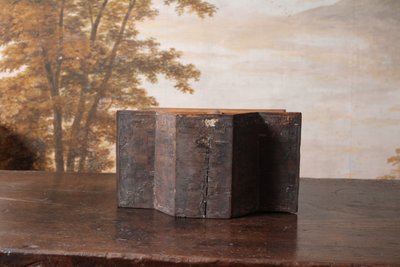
[0,171,399,266]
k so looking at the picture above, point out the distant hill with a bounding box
[294,0,400,26]
[289,0,400,79]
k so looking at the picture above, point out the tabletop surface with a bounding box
[0,171,399,266]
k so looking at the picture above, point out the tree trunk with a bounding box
[53,107,65,172]
[90,0,108,43]
[65,87,86,172]
[78,0,136,171]
[66,1,109,172]
[43,61,65,172]
[48,0,66,172]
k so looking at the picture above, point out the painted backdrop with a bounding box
[0,0,399,179]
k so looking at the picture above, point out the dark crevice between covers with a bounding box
[203,147,211,218]
[196,135,212,218]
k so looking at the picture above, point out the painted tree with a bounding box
[0,0,216,172]
[379,148,400,180]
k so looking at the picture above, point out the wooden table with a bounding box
[0,171,399,266]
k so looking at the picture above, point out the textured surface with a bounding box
[117,109,301,218]
[0,171,399,266]
[117,111,156,208]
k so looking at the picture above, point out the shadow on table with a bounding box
[115,209,298,260]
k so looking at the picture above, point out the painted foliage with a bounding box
[0,0,215,172]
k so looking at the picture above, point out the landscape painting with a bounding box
[0,0,399,179]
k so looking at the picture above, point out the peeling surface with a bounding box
[204,118,218,127]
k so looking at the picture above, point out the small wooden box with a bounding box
[117,108,301,218]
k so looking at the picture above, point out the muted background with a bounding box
[141,0,400,179]
[0,0,399,179]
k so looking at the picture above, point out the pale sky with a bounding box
[153,0,342,17]
[208,0,341,16]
